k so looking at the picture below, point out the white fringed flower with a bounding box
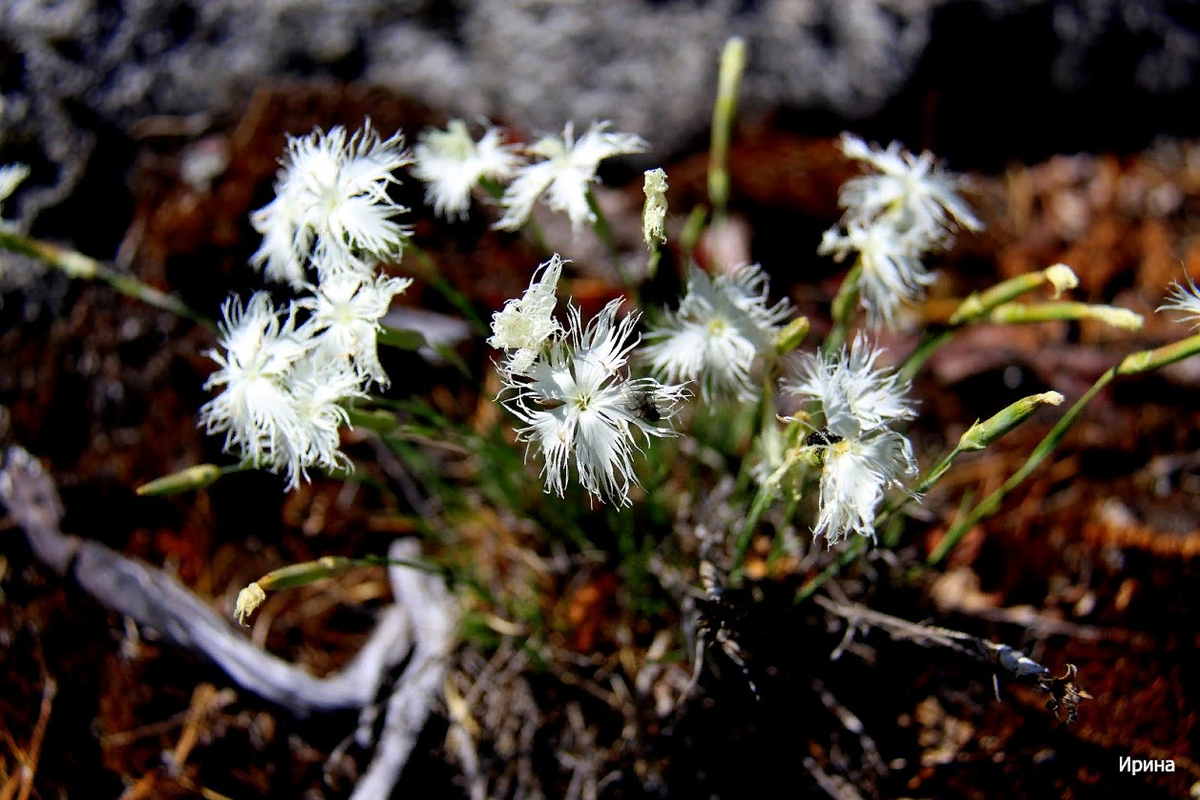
[783,332,917,544]
[272,350,365,488]
[494,121,648,232]
[838,133,982,244]
[250,122,411,287]
[818,222,935,329]
[810,430,917,545]
[199,293,313,468]
[411,120,524,220]
[302,271,413,387]
[502,300,688,506]
[488,254,566,376]
[642,263,791,402]
[0,163,29,219]
[199,292,368,490]
[1158,274,1200,328]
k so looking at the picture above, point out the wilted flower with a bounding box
[783,332,917,544]
[502,300,688,506]
[1158,274,1200,328]
[642,263,791,402]
[837,132,982,245]
[489,254,566,376]
[494,121,648,232]
[250,122,411,287]
[411,120,524,220]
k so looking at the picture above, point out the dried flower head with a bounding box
[489,254,566,376]
[494,121,648,232]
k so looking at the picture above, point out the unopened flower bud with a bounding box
[642,168,668,249]
[773,316,811,356]
[136,463,222,496]
[234,582,266,626]
[1044,263,1078,297]
[959,391,1065,452]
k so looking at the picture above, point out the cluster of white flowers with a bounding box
[782,333,917,544]
[202,122,413,489]
[491,256,688,506]
[250,122,412,289]
[821,133,982,329]
[409,119,647,234]
[493,122,648,232]
[642,263,791,402]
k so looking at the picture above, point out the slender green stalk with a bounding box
[679,205,708,269]
[585,189,633,292]
[824,263,861,356]
[708,37,746,221]
[796,537,865,602]
[400,242,489,336]
[1117,332,1200,374]
[0,228,214,330]
[136,461,253,495]
[927,369,1113,565]
[927,334,1200,566]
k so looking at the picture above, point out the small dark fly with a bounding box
[625,385,662,423]
[805,428,843,448]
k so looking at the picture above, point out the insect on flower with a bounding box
[804,428,844,448]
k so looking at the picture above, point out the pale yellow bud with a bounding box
[1044,264,1078,298]
[642,168,668,249]
[1087,305,1144,331]
[234,582,266,626]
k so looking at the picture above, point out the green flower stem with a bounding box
[948,265,1077,325]
[926,369,1113,565]
[926,334,1200,566]
[901,265,1085,384]
[795,537,865,603]
[824,263,862,356]
[898,328,952,385]
[679,205,708,271]
[988,301,1143,330]
[400,241,488,336]
[585,188,633,292]
[0,227,214,330]
[135,461,253,495]
[1117,332,1200,374]
[731,481,776,582]
[708,36,746,221]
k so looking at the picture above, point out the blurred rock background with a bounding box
[2,0,1199,228]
